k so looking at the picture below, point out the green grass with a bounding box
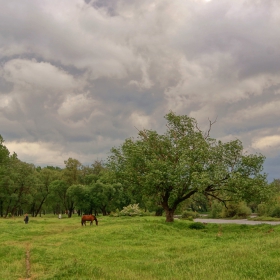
[248,216,280,221]
[1,215,280,279]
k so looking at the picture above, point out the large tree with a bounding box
[108,112,267,222]
[3,159,37,217]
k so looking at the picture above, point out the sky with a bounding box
[0,0,279,181]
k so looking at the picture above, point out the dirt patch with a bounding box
[25,243,31,278]
[19,243,31,280]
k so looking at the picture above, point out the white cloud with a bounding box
[252,135,280,151]
[130,112,152,130]
[5,141,67,167]
[5,140,96,167]
[2,59,83,91]
[57,93,100,121]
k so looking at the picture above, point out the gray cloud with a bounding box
[0,0,280,181]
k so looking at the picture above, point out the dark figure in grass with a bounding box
[81,214,98,226]
[24,213,29,224]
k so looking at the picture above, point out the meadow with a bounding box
[1,215,280,280]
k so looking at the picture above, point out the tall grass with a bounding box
[1,215,280,279]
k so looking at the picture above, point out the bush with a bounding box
[257,203,269,216]
[236,202,252,218]
[181,211,199,219]
[257,203,280,218]
[222,202,251,218]
[209,201,223,218]
[271,205,280,218]
[119,204,144,216]
[109,209,120,217]
[189,222,206,230]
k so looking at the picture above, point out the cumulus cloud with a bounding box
[2,59,82,91]
[1,0,280,180]
[252,135,280,151]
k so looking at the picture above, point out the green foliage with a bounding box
[271,205,280,218]
[181,210,199,219]
[256,202,280,219]
[63,158,82,185]
[209,201,223,218]
[189,222,206,229]
[257,202,270,216]
[119,203,144,216]
[108,111,268,222]
[221,202,252,218]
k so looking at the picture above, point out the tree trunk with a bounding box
[35,196,47,217]
[161,192,176,222]
[101,205,107,216]
[165,208,175,222]
[68,202,74,218]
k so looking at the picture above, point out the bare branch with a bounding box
[204,116,217,139]
[134,126,141,133]
[195,122,203,134]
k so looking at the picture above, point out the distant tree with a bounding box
[67,184,92,214]
[63,158,82,186]
[0,135,15,217]
[49,180,75,217]
[31,168,60,217]
[3,159,36,217]
[108,111,268,222]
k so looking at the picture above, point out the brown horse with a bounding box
[81,214,98,226]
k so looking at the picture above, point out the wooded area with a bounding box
[0,113,278,221]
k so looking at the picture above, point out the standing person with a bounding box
[24,213,29,224]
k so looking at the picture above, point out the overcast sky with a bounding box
[1,0,279,181]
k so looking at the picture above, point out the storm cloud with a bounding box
[1,0,280,180]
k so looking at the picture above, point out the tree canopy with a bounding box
[108,111,267,222]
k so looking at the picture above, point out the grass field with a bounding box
[1,215,280,280]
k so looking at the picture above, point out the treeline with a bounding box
[0,136,138,217]
[1,112,280,221]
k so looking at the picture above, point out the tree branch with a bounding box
[204,192,230,207]
[195,117,217,139]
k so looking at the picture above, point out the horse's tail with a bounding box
[95,216,98,226]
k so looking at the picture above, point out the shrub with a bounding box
[189,222,206,230]
[235,202,252,218]
[181,211,199,219]
[257,203,280,218]
[109,209,120,217]
[119,204,144,216]
[221,202,251,218]
[209,201,223,218]
[257,203,269,216]
[271,205,280,218]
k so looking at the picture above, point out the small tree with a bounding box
[108,112,267,222]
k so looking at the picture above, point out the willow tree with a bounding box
[108,112,267,222]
